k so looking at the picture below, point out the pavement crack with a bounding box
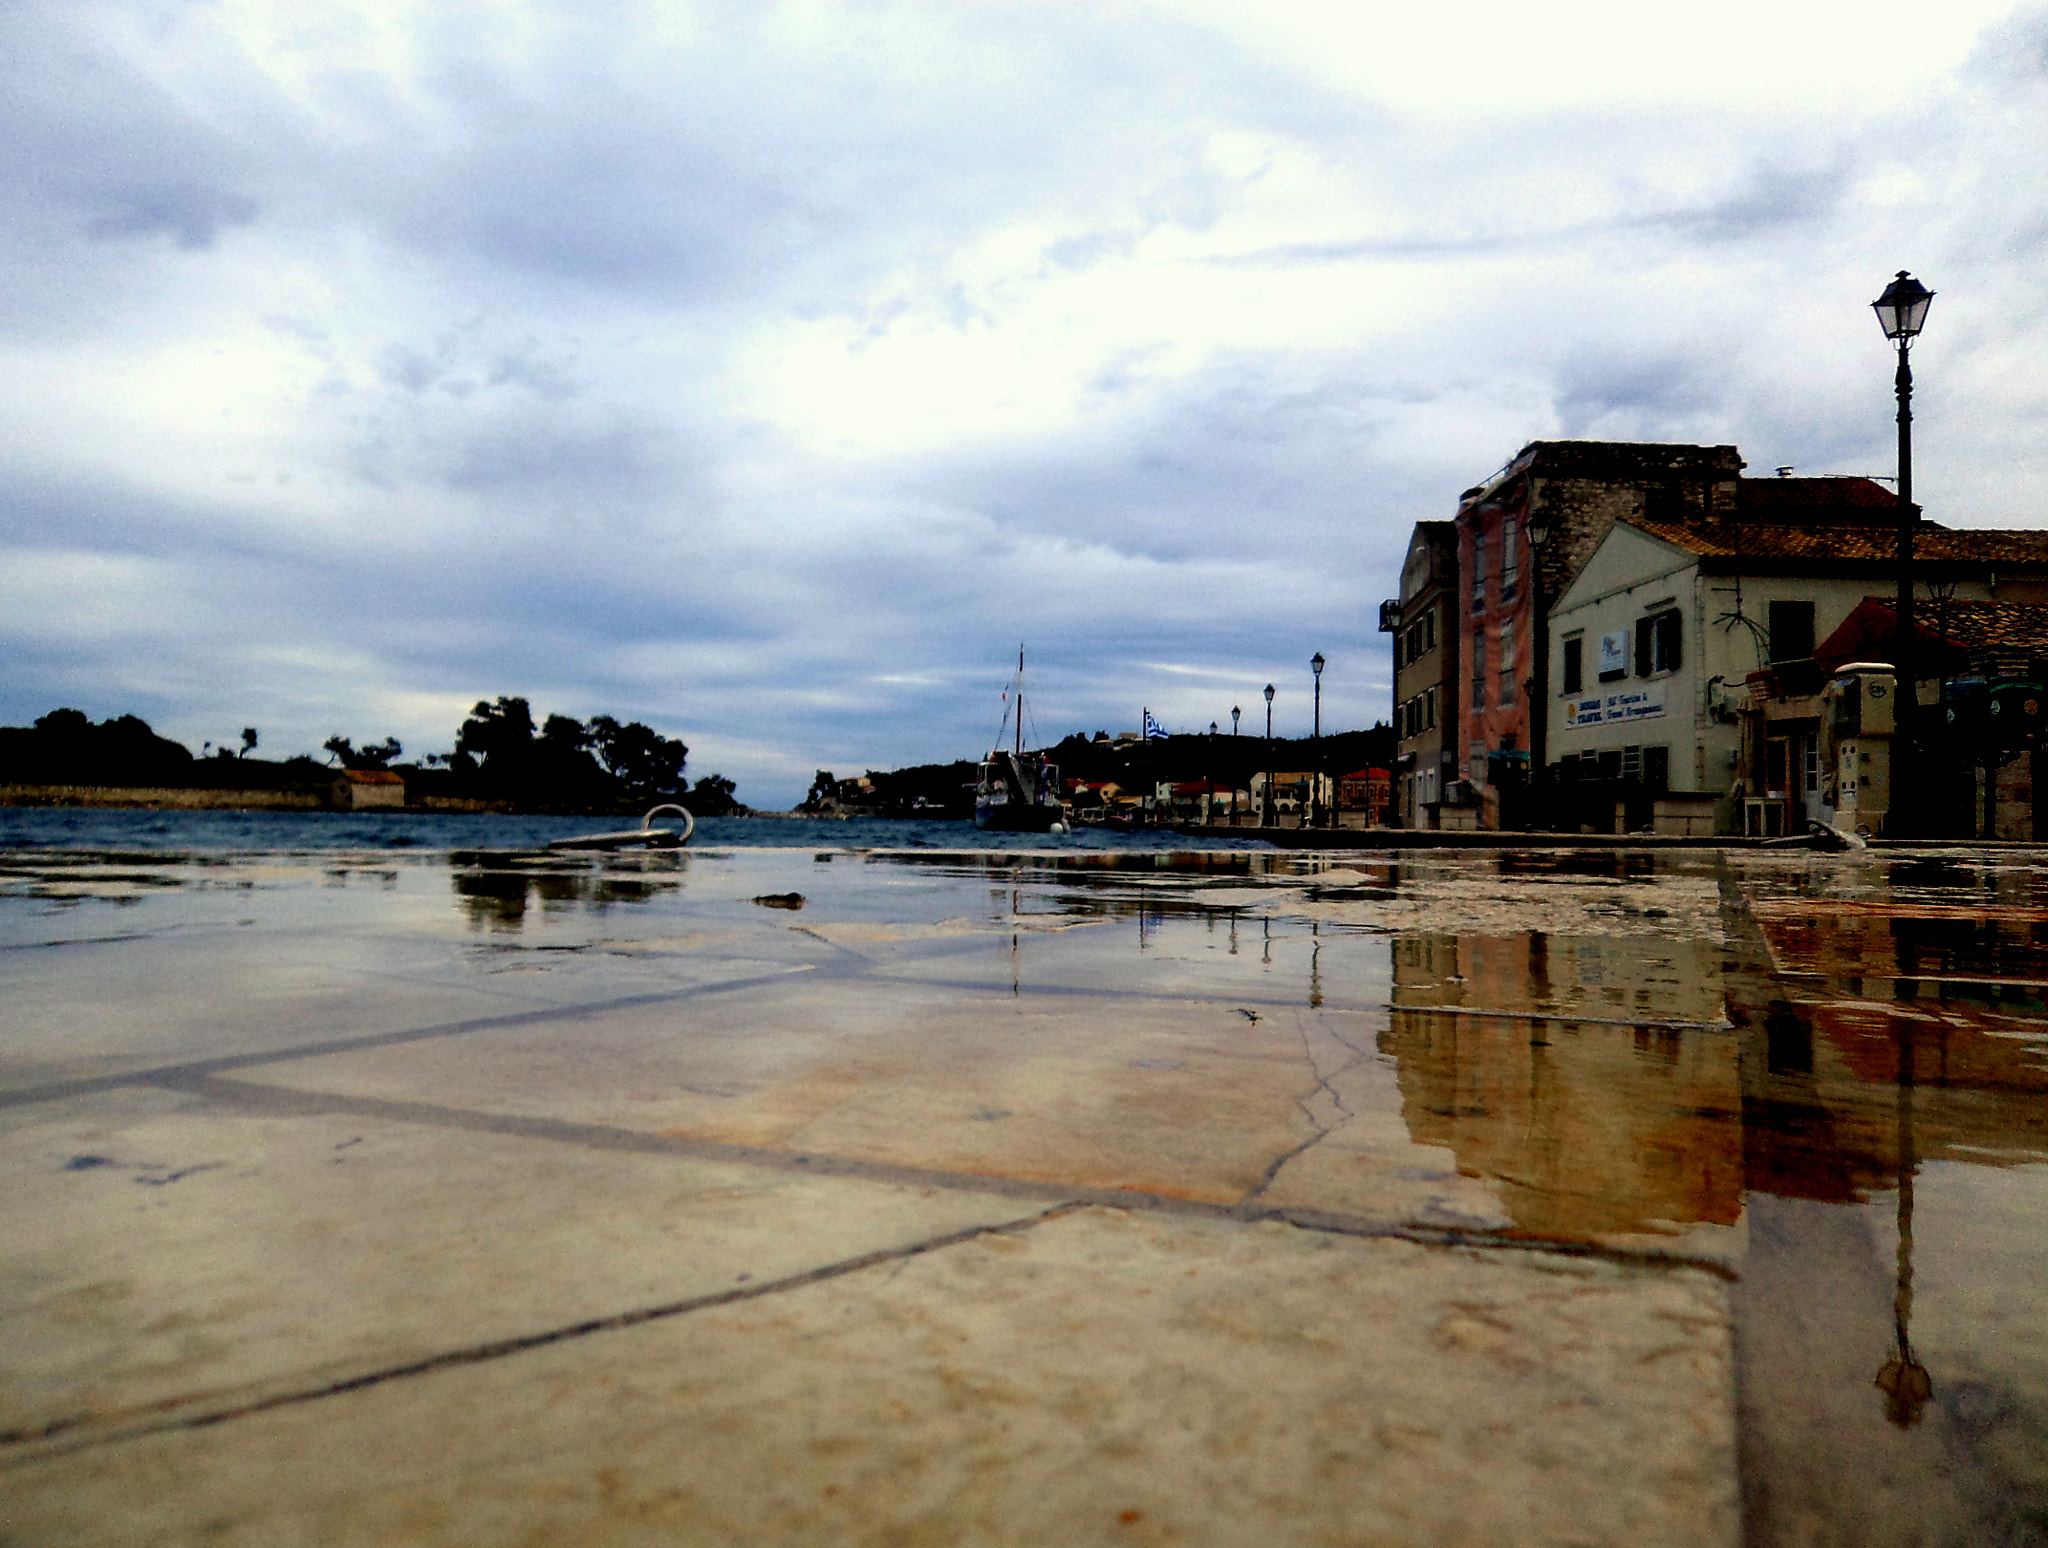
[0,1205,1070,1469]
[1242,1014,1361,1205]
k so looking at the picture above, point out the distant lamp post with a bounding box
[1310,653,1326,828]
[1262,683,1276,827]
[1873,270,1934,836]
[1231,705,1242,824]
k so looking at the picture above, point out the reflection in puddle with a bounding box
[1382,1007,1743,1241]
[1370,906,2048,1543]
[1391,931,1726,1027]
[449,855,686,931]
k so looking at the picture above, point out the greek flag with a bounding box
[1143,711,1168,741]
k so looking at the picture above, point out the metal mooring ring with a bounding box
[642,804,696,843]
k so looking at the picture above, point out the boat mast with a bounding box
[1015,644,1024,758]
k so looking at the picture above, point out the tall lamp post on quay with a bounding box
[1262,683,1276,827]
[1230,705,1241,825]
[1310,652,1326,828]
[1873,270,1934,837]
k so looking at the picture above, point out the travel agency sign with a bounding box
[1564,685,1666,727]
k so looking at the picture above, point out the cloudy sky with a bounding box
[5,0,2046,806]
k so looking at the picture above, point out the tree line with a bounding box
[0,699,737,815]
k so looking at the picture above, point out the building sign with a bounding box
[1563,685,1666,727]
[1597,630,1630,679]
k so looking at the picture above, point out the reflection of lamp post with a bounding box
[1262,684,1276,827]
[1310,652,1326,828]
[1875,1021,1933,1428]
[1872,270,1934,837]
[1230,705,1241,825]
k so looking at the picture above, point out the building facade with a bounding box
[1448,441,1744,828]
[1384,522,1459,826]
[1547,505,2048,834]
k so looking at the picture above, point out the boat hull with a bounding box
[973,800,1065,832]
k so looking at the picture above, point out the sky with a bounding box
[4,0,2047,808]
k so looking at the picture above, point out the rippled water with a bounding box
[0,807,1271,854]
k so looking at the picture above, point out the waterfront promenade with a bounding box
[4,840,2044,1544]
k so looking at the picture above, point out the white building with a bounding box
[1545,510,2048,833]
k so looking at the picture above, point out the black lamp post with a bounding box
[1262,684,1276,827]
[1873,270,1934,836]
[1310,652,1325,828]
[1231,705,1241,824]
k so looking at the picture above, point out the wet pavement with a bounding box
[1,842,2044,1544]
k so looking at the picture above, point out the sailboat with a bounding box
[974,647,1067,833]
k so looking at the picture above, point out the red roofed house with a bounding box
[330,769,406,809]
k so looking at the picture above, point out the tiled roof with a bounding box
[1863,598,2048,654]
[1737,476,1898,515]
[1626,519,2048,565]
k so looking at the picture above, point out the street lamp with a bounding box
[1231,705,1241,824]
[1310,653,1325,827]
[1262,683,1276,827]
[1873,270,1934,836]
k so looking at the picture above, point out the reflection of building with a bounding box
[1383,932,1741,1239]
[1738,901,2048,1201]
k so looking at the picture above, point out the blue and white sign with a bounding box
[1598,630,1630,678]
[1563,685,1666,727]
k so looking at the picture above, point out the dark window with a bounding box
[1561,636,1583,694]
[1767,600,1815,663]
[1644,482,1686,523]
[1643,745,1669,791]
[1637,610,1682,676]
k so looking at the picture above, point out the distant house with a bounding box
[331,769,405,809]
[1337,768,1391,825]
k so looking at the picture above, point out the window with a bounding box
[1561,635,1583,695]
[1498,619,1518,707]
[1471,532,1486,612]
[1767,600,1815,663]
[1635,609,1682,676]
[1471,630,1486,711]
[1424,686,1436,730]
[1643,745,1669,792]
[1424,610,1436,653]
[1500,523,1518,600]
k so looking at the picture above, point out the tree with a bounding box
[455,697,537,779]
[688,773,740,815]
[323,735,403,771]
[588,715,688,799]
[240,727,258,758]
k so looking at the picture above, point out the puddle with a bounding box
[5,841,2046,1541]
